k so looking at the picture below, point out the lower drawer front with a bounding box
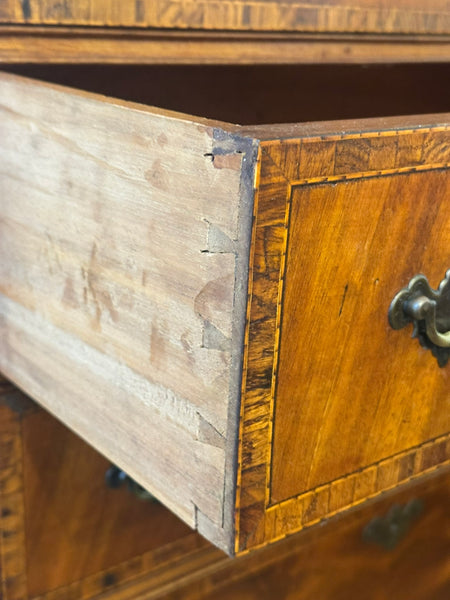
[150,469,450,600]
[0,378,448,600]
[0,378,213,600]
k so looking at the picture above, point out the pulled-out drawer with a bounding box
[0,70,449,555]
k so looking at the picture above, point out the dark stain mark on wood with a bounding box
[213,154,243,171]
[21,0,31,20]
[135,0,145,22]
[102,572,117,588]
[339,283,349,317]
[62,277,79,309]
[2,530,14,538]
[149,323,166,368]
[145,159,168,190]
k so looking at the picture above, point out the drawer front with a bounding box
[237,124,450,552]
[0,0,449,34]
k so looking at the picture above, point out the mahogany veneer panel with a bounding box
[235,122,450,553]
[1,378,448,600]
[1,29,450,64]
[0,0,449,34]
[22,410,195,597]
[151,469,450,600]
[272,170,449,501]
[0,378,213,600]
[0,0,449,64]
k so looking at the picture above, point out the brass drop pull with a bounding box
[105,465,157,502]
[362,498,424,550]
[389,270,450,367]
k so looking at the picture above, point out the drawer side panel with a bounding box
[0,72,255,553]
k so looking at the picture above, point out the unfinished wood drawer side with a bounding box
[0,72,257,553]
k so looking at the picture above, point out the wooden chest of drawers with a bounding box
[0,0,449,565]
[0,69,449,555]
[1,379,449,600]
[1,0,450,63]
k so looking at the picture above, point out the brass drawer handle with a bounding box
[362,498,424,551]
[389,270,450,367]
[105,465,157,502]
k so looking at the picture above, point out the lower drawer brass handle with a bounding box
[362,498,424,550]
[388,270,450,367]
[105,465,157,502]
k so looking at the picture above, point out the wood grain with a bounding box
[236,121,450,553]
[0,0,449,34]
[0,379,223,600]
[1,28,450,64]
[0,382,29,600]
[22,410,199,597]
[272,170,450,501]
[0,71,256,553]
[1,377,448,598]
[146,468,450,600]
